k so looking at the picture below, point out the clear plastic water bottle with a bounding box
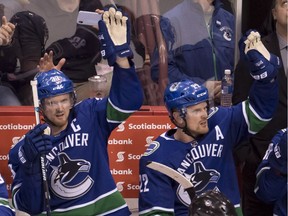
[221,69,233,107]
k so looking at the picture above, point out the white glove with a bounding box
[98,7,133,66]
[103,7,128,46]
[244,31,270,61]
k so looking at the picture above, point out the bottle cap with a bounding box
[224,69,231,75]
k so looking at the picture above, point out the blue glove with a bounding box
[268,128,287,175]
[19,124,52,174]
[98,7,133,66]
[239,30,281,83]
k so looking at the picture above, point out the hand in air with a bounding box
[244,31,270,61]
[98,7,133,66]
[239,30,281,82]
[0,16,15,46]
[38,51,66,72]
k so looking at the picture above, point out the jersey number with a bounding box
[139,174,149,192]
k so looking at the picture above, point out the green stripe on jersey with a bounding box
[245,100,269,133]
[107,101,133,122]
[39,190,126,216]
[140,210,174,216]
[235,206,243,216]
[0,198,14,211]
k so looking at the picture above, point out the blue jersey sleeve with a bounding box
[243,77,278,134]
[255,129,287,215]
[0,174,15,216]
[106,63,143,123]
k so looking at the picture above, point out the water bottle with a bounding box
[221,69,233,107]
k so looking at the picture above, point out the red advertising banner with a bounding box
[0,106,171,198]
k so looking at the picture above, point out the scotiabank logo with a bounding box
[108,138,133,145]
[116,121,126,132]
[116,182,140,192]
[116,181,125,192]
[116,152,143,162]
[111,169,133,175]
[116,151,125,162]
[145,136,154,146]
[0,123,35,130]
[128,123,172,130]
[116,122,172,132]
[127,183,140,190]
[0,154,9,160]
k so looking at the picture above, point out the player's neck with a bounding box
[50,124,68,136]
[174,128,195,143]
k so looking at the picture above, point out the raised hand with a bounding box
[239,30,281,82]
[244,31,270,61]
[0,16,15,46]
[98,7,133,66]
[38,51,66,72]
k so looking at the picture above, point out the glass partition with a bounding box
[0,0,238,106]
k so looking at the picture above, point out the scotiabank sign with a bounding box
[0,106,171,198]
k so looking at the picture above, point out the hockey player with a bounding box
[254,128,287,216]
[8,7,143,216]
[0,173,15,216]
[138,30,281,216]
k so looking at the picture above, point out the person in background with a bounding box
[232,0,287,215]
[0,173,15,216]
[254,128,287,216]
[151,0,235,106]
[0,11,48,105]
[46,0,104,102]
[0,15,21,106]
[8,7,143,215]
[139,29,281,215]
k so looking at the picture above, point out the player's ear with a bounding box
[173,111,184,126]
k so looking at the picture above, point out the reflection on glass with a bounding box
[1,0,236,106]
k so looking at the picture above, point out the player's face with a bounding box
[42,93,73,131]
[185,102,209,136]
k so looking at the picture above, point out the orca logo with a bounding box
[116,151,125,162]
[220,26,233,41]
[177,162,220,206]
[50,153,94,199]
[116,121,126,132]
[190,162,220,192]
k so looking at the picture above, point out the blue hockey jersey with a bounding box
[151,0,235,84]
[254,128,287,216]
[8,63,143,215]
[0,174,15,216]
[139,79,278,216]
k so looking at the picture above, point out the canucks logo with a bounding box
[50,152,94,199]
[177,161,220,206]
